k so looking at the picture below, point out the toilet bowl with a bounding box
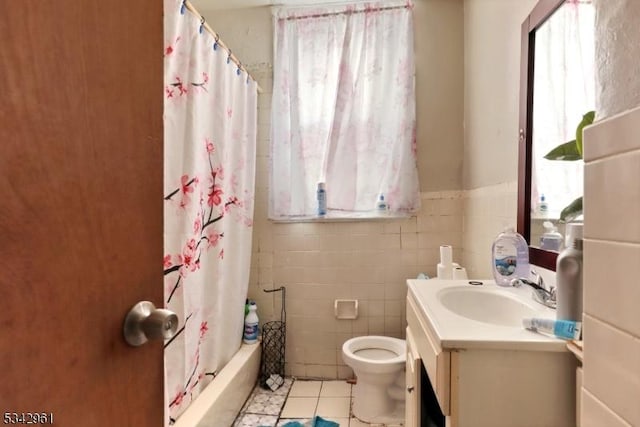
[342,336,406,424]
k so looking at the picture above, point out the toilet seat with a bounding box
[343,336,405,367]
[354,347,397,360]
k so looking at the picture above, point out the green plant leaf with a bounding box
[560,196,583,222]
[576,111,596,157]
[543,140,582,161]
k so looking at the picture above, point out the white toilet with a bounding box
[342,335,406,424]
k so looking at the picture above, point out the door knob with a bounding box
[123,301,178,346]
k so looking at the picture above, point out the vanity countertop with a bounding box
[407,279,569,352]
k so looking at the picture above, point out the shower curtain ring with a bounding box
[199,16,205,34]
[213,34,220,51]
[227,50,232,64]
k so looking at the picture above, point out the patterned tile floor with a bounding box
[233,379,378,427]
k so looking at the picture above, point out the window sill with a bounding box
[269,210,414,223]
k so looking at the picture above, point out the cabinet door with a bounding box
[406,327,422,427]
[407,293,451,415]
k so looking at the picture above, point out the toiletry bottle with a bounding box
[491,227,529,286]
[317,182,327,216]
[243,302,259,344]
[556,223,583,322]
[522,317,582,340]
[539,221,563,251]
[376,193,388,211]
[538,194,548,213]
[437,245,453,280]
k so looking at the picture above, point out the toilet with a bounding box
[342,335,406,424]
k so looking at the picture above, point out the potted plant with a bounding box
[543,110,595,222]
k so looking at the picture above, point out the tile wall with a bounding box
[581,105,640,427]
[247,64,464,379]
[461,181,518,279]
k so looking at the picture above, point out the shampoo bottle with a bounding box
[317,182,327,216]
[243,302,259,344]
[376,193,388,211]
[556,223,583,322]
[491,227,529,286]
[538,194,548,213]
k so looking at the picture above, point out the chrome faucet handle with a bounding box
[530,270,545,289]
[510,277,556,309]
[530,270,556,300]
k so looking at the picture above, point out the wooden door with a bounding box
[0,1,164,425]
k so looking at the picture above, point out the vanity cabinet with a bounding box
[406,290,577,427]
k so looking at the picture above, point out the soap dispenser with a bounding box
[540,221,563,251]
[491,227,530,286]
[556,223,583,322]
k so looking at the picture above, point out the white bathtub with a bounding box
[173,343,261,427]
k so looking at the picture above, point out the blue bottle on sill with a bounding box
[376,193,388,211]
[317,182,327,216]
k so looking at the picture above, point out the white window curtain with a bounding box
[270,1,420,219]
[531,1,595,217]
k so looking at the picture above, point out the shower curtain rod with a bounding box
[184,0,264,93]
[277,3,412,21]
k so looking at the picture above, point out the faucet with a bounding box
[510,271,556,309]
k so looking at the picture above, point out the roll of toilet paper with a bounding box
[440,245,452,265]
[452,266,468,280]
[437,263,453,280]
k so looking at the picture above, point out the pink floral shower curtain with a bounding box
[163,0,257,423]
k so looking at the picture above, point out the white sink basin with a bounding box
[406,279,565,351]
[437,287,537,327]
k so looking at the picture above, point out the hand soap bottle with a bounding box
[540,221,563,251]
[556,223,583,322]
[491,227,529,286]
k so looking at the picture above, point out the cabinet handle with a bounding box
[407,386,414,393]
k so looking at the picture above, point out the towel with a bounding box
[311,417,340,427]
[279,416,340,427]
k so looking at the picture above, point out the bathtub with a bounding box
[173,343,261,427]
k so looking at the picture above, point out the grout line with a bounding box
[313,380,322,416]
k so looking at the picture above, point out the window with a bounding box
[269,1,420,220]
[531,1,595,219]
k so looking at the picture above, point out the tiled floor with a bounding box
[233,379,375,427]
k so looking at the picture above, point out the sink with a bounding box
[437,287,537,327]
[407,279,566,352]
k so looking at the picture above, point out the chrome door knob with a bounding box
[123,301,178,346]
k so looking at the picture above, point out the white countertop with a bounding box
[407,279,569,352]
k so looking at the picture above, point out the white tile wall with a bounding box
[582,316,640,425]
[462,181,518,280]
[582,105,640,426]
[581,389,632,427]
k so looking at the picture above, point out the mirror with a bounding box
[518,0,595,270]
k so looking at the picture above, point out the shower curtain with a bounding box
[163,0,257,423]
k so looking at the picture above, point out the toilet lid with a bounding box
[353,347,397,360]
